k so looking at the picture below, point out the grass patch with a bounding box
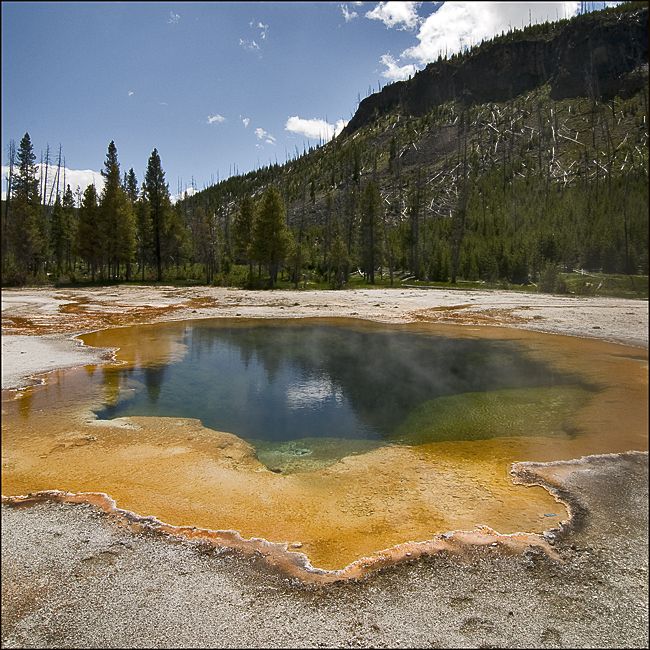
[559,272,648,300]
[13,265,649,300]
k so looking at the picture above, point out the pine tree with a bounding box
[360,180,381,284]
[99,141,120,277]
[76,184,101,280]
[329,233,349,289]
[9,133,46,280]
[194,206,218,284]
[164,204,189,277]
[97,140,121,277]
[135,182,152,281]
[352,143,362,186]
[115,190,136,280]
[99,141,135,279]
[144,148,172,281]
[62,184,76,272]
[233,195,255,281]
[251,186,289,287]
[286,230,304,288]
[125,168,138,204]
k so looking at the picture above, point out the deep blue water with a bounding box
[95,321,586,445]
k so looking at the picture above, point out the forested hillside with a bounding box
[2,1,648,293]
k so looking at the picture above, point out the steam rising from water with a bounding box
[94,321,592,467]
[4,319,646,572]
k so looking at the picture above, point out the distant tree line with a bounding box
[1,112,647,291]
[3,134,180,285]
[2,133,300,288]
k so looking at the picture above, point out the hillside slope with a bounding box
[180,2,648,288]
[343,2,648,136]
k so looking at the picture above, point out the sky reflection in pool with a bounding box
[94,321,592,466]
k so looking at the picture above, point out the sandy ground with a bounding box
[2,285,648,648]
[1,335,109,390]
[2,453,647,648]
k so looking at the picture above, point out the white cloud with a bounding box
[379,53,417,81]
[340,4,359,22]
[242,117,251,128]
[2,164,104,201]
[285,116,348,141]
[170,185,197,205]
[257,21,269,39]
[168,11,180,25]
[244,20,268,48]
[239,38,260,51]
[403,2,580,65]
[207,114,226,124]
[366,2,421,30]
[127,90,134,97]
[255,127,276,144]
[375,1,582,81]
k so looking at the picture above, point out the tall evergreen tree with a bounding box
[99,141,135,279]
[164,203,189,276]
[99,141,120,277]
[115,191,136,280]
[135,182,152,281]
[329,233,349,289]
[251,186,289,287]
[194,206,218,284]
[360,180,382,284]
[76,184,101,280]
[233,195,255,281]
[125,168,138,204]
[144,148,172,281]
[9,132,46,279]
[62,184,76,272]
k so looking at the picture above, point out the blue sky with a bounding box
[2,1,614,200]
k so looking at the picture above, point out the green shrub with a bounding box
[538,264,568,294]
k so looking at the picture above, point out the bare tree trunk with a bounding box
[47,147,61,207]
[39,150,44,206]
[55,144,62,199]
[42,145,50,208]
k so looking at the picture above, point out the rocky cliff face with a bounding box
[342,5,648,136]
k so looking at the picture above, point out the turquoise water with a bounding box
[94,321,592,470]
